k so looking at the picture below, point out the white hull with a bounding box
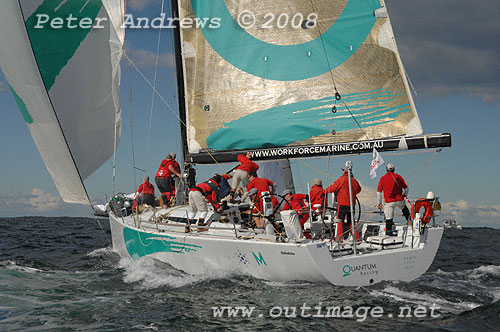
[109,207,443,286]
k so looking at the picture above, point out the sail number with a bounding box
[237,11,318,29]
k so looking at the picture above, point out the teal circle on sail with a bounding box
[191,0,379,81]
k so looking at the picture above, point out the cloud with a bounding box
[386,0,500,103]
[125,46,175,69]
[0,188,94,217]
[437,200,500,228]
[356,185,500,228]
[0,188,62,213]
[127,0,157,11]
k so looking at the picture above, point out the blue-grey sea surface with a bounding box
[1,217,499,331]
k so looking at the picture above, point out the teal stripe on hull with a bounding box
[207,89,410,150]
[123,228,202,260]
[191,0,379,81]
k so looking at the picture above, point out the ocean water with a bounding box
[0,217,499,332]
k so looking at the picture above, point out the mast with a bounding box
[170,0,188,162]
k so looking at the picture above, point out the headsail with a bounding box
[174,0,450,163]
[0,0,125,203]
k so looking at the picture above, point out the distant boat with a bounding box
[443,219,463,230]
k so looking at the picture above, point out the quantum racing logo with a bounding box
[342,263,378,277]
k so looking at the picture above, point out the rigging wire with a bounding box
[127,65,137,190]
[307,0,346,137]
[406,149,441,184]
[343,103,370,140]
[93,215,112,246]
[307,0,337,90]
[123,53,226,173]
[145,0,166,163]
[405,69,418,97]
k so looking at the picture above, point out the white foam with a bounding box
[433,265,500,280]
[370,285,481,313]
[87,247,113,257]
[1,260,42,274]
[118,256,227,289]
[131,323,159,331]
[263,280,312,287]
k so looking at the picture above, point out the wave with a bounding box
[117,256,238,289]
[0,260,43,274]
[433,264,500,280]
[262,280,313,287]
[370,285,481,314]
[87,247,114,257]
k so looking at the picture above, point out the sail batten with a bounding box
[173,0,448,164]
[0,0,125,204]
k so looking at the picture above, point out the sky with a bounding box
[0,0,499,228]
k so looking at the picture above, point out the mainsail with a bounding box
[174,0,450,163]
[0,0,126,204]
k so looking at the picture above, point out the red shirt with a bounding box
[325,172,361,206]
[251,194,279,214]
[155,159,180,178]
[236,154,259,173]
[283,194,310,226]
[137,181,155,196]
[247,177,274,193]
[377,172,408,203]
[190,179,220,209]
[283,194,308,211]
[309,185,327,210]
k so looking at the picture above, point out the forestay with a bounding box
[0,0,125,204]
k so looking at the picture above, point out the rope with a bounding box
[406,149,441,184]
[146,0,166,162]
[123,53,226,173]
[297,159,337,180]
[307,0,337,90]
[137,228,154,247]
[93,214,111,246]
[127,65,137,191]
[343,102,370,140]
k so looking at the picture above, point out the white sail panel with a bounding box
[178,0,424,159]
[256,161,286,196]
[0,0,125,203]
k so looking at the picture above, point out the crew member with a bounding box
[232,152,259,191]
[377,163,410,236]
[325,165,361,242]
[155,152,182,208]
[247,187,273,229]
[188,174,221,232]
[247,172,276,195]
[309,178,327,212]
[216,173,233,201]
[132,176,155,212]
[282,189,310,227]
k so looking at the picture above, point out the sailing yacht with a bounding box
[0,0,451,286]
